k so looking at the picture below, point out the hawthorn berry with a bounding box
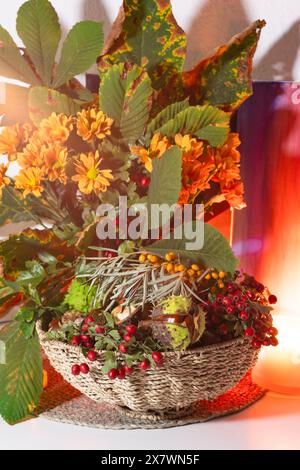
[125,324,137,335]
[252,339,262,349]
[152,352,163,364]
[80,334,90,343]
[85,316,95,324]
[268,294,278,305]
[117,367,126,380]
[139,359,150,370]
[245,327,255,337]
[81,324,89,332]
[226,306,235,315]
[95,324,105,334]
[268,327,278,336]
[123,333,133,343]
[87,350,97,361]
[71,335,81,346]
[139,176,150,188]
[119,343,128,354]
[270,336,279,347]
[80,363,90,374]
[124,365,134,375]
[108,368,117,380]
[239,311,249,321]
[85,342,94,349]
[71,364,80,376]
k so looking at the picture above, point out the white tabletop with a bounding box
[0,393,300,450]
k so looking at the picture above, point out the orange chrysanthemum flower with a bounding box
[0,123,34,161]
[175,134,215,204]
[0,164,10,197]
[212,133,245,209]
[17,132,44,168]
[39,113,73,144]
[213,133,242,185]
[41,144,68,184]
[72,151,113,195]
[131,133,170,172]
[15,167,44,198]
[76,109,114,142]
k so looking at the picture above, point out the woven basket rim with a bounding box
[36,319,250,357]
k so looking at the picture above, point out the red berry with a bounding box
[268,294,277,305]
[270,336,279,347]
[125,324,137,335]
[71,335,81,346]
[119,343,128,354]
[222,296,232,306]
[104,250,117,258]
[71,364,80,376]
[87,350,97,361]
[246,291,255,300]
[85,315,95,324]
[139,359,150,370]
[124,365,134,375]
[268,327,278,336]
[226,306,235,315]
[81,324,89,332]
[95,324,105,334]
[227,283,236,293]
[252,339,262,349]
[239,310,249,321]
[236,301,245,310]
[108,368,118,380]
[80,363,90,374]
[80,334,90,343]
[85,341,93,349]
[263,338,271,346]
[123,333,133,343]
[245,327,255,337]
[117,367,126,380]
[140,176,150,188]
[219,324,229,335]
[152,352,163,364]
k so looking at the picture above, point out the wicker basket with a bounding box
[37,320,259,419]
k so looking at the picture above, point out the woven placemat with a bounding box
[36,360,265,430]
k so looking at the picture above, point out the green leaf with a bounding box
[100,63,152,143]
[108,330,121,341]
[0,186,34,226]
[102,351,117,374]
[146,100,189,141]
[98,0,186,93]
[156,105,230,147]
[17,260,46,288]
[0,26,39,84]
[183,20,266,112]
[16,0,61,86]
[0,323,43,424]
[148,146,182,207]
[29,86,81,124]
[53,21,104,88]
[147,223,238,274]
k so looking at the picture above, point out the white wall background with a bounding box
[1,0,300,80]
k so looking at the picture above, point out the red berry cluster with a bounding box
[70,316,164,379]
[205,276,278,349]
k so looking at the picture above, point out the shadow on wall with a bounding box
[184,0,300,81]
[81,0,112,73]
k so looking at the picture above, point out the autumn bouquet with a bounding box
[0,0,278,424]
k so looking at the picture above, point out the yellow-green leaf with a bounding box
[29,86,81,124]
[0,322,43,425]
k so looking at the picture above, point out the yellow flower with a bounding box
[15,167,44,198]
[0,123,35,161]
[39,113,73,144]
[41,144,68,184]
[0,164,10,197]
[72,151,113,195]
[17,132,44,168]
[76,108,114,142]
[131,133,170,172]
[175,134,204,162]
